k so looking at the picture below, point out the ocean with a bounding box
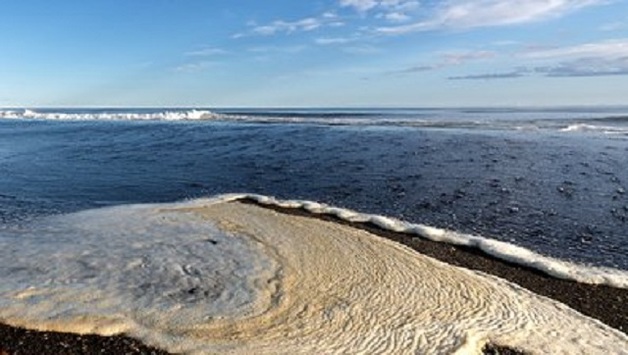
[1,107,627,269]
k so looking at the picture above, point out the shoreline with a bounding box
[239,199,627,333]
[1,199,626,354]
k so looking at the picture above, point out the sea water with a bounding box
[1,107,627,269]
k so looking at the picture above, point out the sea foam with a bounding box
[0,109,219,121]
[0,196,626,354]
[221,194,628,289]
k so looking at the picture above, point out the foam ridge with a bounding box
[201,193,628,289]
[0,109,220,121]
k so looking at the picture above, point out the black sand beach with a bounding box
[0,199,625,354]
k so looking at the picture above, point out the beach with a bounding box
[1,199,627,354]
[1,108,627,354]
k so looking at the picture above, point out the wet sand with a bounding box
[1,200,626,354]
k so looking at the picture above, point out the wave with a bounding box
[0,109,378,125]
[560,123,628,135]
[2,109,628,137]
[0,109,221,121]
[0,108,432,126]
[0,108,545,130]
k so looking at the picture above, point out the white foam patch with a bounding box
[1,195,627,354]
[0,201,281,335]
[0,109,221,121]
[0,109,372,125]
[561,123,628,135]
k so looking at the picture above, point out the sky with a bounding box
[1,0,627,107]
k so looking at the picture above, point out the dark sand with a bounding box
[1,199,625,354]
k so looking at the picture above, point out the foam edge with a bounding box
[175,193,628,289]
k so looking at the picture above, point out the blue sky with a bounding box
[1,0,627,107]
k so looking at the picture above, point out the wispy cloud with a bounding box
[184,47,228,56]
[454,57,628,79]
[379,11,411,22]
[340,0,379,12]
[342,45,382,54]
[340,0,419,23]
[393,50,496,74]
[315,37,356,45]
[396,64,441,73]
[449,39,628,79]
[376,0,606,34]
[174,61,215,73]
[449,71,526,80]
[252,18,323,36]
[340,0,419,12]
[247,46,308,62]
[524,39,628,76]
[522,38,628,59]
[535,57,628,77]
[235,13,344,38]
[441,50,496,64]
[247,45,309,55]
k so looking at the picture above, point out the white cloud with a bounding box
[523,39,628,59]
[315,37,355,45]
[441,50,496,64]
[341,0,419,12]
[248,45,308,54]
[252,18,323,36]
[523,39,628,77]
[536,57,628,76]
[342,45,382,54]
[382,11,411,22]
[455,56,628,79]
[341,0,419,23]
[174,61,215,73]
[394,50,497,74]
[449,71,526,80]
[452,39,628,79]
[340,0,379,12]
[236,12,345,38]
[377,0,605,34]
[184,48,228,56]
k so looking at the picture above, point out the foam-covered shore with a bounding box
[1,196,627,354]
[208,194,628,288]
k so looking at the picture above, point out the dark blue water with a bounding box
[1,109,627,270]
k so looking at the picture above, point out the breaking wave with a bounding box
[0,109,220,121]
[560,123,628,135]
[2,108,628,136]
